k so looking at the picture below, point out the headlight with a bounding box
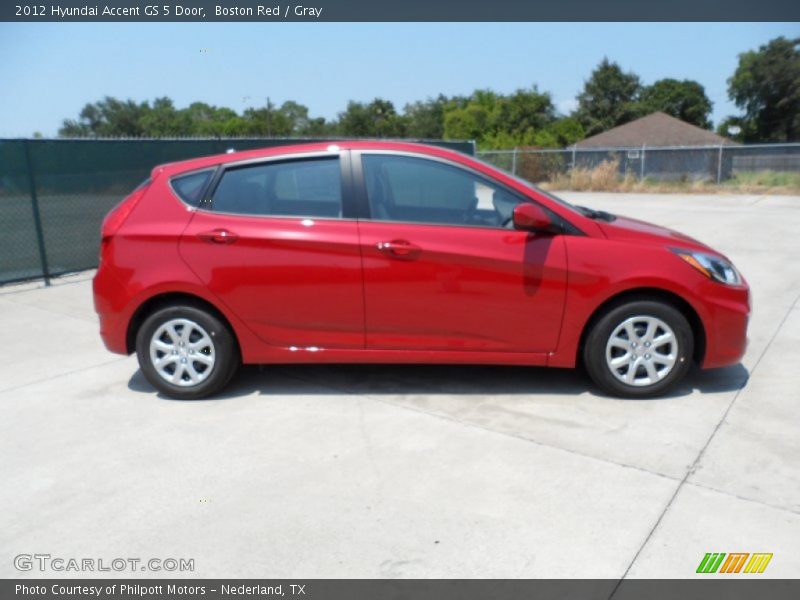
[671,249,742,286]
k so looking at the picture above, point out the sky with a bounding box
[0,22,798,137]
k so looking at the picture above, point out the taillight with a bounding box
[99,179,150,262]
[101,179,150,240]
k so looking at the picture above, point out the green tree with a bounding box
[543,117,585,147]
[726,36,800,142]
[242,99,293,137]
[575,58,643,136]
[443,87,557,148]
[338,99,407,137]
[184,102,245,136]
[639,79,713,128]
[492,86,556,137]
[58,96,330,138]
[444,103,492,142]
[59,96,150,137]
[403,95,449,139]
[276,100,313,135]
[301,117,335,136]
[138,97,191,136]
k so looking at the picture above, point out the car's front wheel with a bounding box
[135,304,239,399]
[583,300,694,398]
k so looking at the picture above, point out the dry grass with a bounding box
[540,159,800,195]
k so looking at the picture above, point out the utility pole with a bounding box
[265,96,273,137]
[640,144,646,180]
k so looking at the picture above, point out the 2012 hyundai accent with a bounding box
[93,141,749,399]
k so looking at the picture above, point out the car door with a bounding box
[178,152,365,350]
[354,152,568,353]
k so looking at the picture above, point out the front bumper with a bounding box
[698,282,750,369]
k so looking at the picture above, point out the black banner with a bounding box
[2,0,799,22]
[4,580,800,600]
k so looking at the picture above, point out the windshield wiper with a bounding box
[576,205,616,222]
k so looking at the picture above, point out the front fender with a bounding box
[548,237,713,368]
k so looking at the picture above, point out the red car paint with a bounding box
[93,141,749,372]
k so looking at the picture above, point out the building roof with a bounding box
[575,112,737,148]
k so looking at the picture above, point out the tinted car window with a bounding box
[212,158,342,218]
[362,154,521,227]
[171,171,212,207]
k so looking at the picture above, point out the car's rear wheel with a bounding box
[136,304,239,399]
[583,300,694,398]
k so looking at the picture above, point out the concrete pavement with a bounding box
[1,193,798,579]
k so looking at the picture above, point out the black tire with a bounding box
[135,304,239,400]
[583,300,694,398]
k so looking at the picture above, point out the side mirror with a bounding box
[512,203,555,232]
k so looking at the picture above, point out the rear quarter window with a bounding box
[171,170,214,207]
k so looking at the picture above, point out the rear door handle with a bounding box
[376,239,421,260]
[198,229,238,244]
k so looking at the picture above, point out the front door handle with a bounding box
[376,239,421,260]
[198,229,238,245]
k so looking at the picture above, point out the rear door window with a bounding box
[211,158,342,218]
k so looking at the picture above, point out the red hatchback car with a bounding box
[93,141,749,399]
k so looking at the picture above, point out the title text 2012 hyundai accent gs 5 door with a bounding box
[93,141,750,399]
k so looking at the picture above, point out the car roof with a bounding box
[153,140,474,178]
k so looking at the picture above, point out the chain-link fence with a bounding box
[0,137,473,285]
[478,143,800,185]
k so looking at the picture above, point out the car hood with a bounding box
[597,214,712,252]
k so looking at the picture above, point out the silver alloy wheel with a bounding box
[149,318,216,387]
[605,315,678,387]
